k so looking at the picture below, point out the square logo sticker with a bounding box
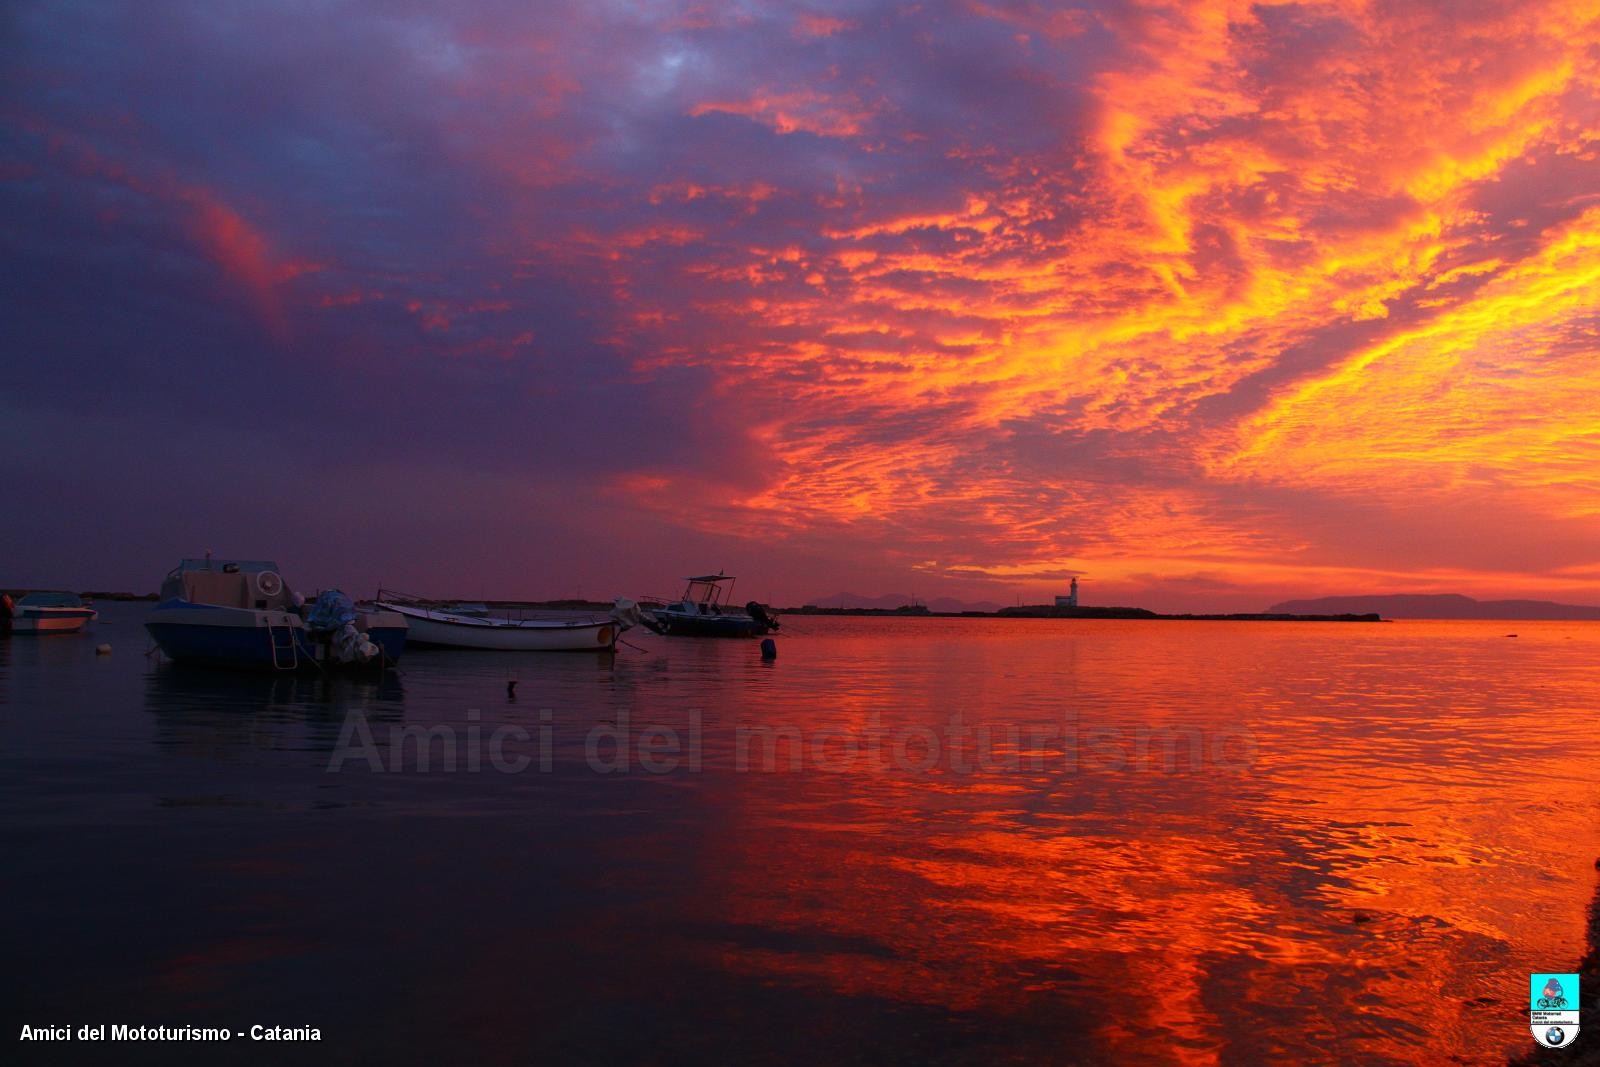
[1530,973,1580,1049]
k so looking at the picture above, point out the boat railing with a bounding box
[375,588,440,609]
[376,589,614,624]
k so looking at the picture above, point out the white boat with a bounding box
[374,591,641,651]
[4,591,96,635]
[638,574,779,638]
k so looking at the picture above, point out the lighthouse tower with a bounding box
[1054,577,1080,609]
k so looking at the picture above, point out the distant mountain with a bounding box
[804,592,1005,613]
[1268,593,1600,620]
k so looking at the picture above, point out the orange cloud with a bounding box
[690,90,872,137]
[792,13,853,38]
[184,194,321,331]
[597,0,1600,602]
[1211,205,1600,519]
[26,121,315,336]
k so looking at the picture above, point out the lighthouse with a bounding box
[1054,577,1080,609]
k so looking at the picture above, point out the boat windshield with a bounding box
[17,592,83,608]
[161,559,290,608]
[681,577,732,608]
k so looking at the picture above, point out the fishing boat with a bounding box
[638,574,778,638]
[373,591,641,651]
[3,591,97,635]
[145,558,406,670]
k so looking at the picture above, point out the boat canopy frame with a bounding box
[679,573,735,610]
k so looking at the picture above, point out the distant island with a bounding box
[1269,593,1600,620]
[806,592,1004,613]
[782,601,1379,622]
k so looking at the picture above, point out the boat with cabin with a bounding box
[373,591,641,651]
[639,574,778,638]
[3,591,97,635]
[145,558,406,670]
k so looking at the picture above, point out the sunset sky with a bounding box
[3,1,1598,610]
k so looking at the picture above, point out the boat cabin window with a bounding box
[18,592,83,608]
[163,561,292,610]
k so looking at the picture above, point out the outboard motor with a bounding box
[745,601,779,633]
[333,623,380,664]
[308,589,378,664]
[609,597,642,632]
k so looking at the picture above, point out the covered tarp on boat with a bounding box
[306,590,358,633]
[305,590,379,664]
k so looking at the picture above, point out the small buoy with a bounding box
[760,638,777,660]
[1506,634,1518,638]
[95,643,112,655]
[507,680,518,699]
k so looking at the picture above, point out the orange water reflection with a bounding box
[645,618,1600,1064]
[38,611,1597,1063]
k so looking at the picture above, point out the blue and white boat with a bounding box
[145,558,406,670]
[3,591,97,634]
[639,574,779,638]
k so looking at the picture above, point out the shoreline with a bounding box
[779,605,1385,622]
[15,594,1388,622]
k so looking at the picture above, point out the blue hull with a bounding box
[643,612,772,638]
[146,621,406,671]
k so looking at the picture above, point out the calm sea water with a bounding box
[4,605,1597,1064]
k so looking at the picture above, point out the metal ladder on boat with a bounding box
[266,617,300,671]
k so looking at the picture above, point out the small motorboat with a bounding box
[3,591,96,635]
[639,574,778,638]
[145,558,406,670]
[373,591,641,651]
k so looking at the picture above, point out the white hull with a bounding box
[11,611,93,634]
[379,603,624,651]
